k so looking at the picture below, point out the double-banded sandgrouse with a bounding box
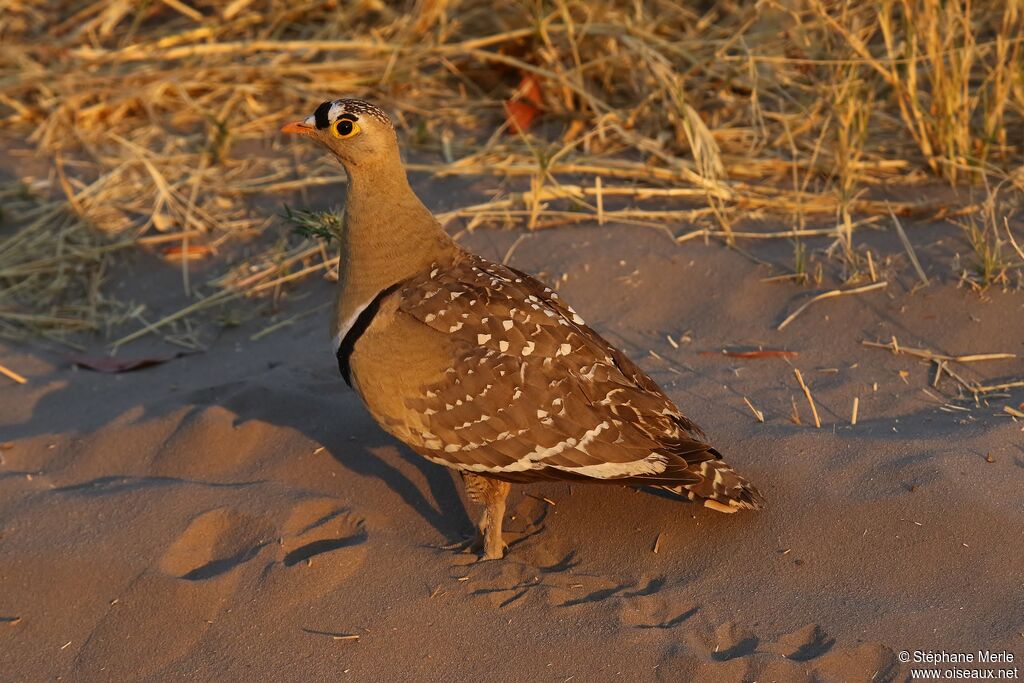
[282,99,763,560]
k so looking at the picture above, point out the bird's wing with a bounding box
[394,253,761,510]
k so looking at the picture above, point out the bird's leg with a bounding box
[479,481,510,560]
[461,473,511,560]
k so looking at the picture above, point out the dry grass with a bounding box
[1,0,1023,343]
[862,336,1021,396]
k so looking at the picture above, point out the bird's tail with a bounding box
[662,459,764,512]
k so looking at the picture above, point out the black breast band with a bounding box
[336,281,404,387]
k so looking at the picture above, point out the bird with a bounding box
[281,98,763,560]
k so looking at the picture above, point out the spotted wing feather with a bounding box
[396,252,762,511]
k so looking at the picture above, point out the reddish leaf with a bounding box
[518,73,544,108]
[699,349,799,359]
[505,101,542,133]
[69,351,196,373]
[505,73,544,134]
[162,244,212,259]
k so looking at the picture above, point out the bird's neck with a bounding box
[331,160,456,347]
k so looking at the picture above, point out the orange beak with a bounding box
[280,120,314,135]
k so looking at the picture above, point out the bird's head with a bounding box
[281,98,398,171]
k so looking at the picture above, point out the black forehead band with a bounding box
[313,101,334,129]
[312,99,391,130]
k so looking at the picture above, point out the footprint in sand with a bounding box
[811,641,901,682]
[763,623,837,661]
[756,623,899,681]
[159,507,273,579]
[653,622,894,683]
[464,558,663,612]
[459,534,640,610]
[75,507,273,682]
[613,574,707,631]
[458,543,613,610]
[652,622,814,682]
[710,622,759,661]
[278,501,367,568]
[256,498,369,603]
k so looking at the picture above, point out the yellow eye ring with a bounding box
[332,119,361,139]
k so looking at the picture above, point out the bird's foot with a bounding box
[439,532,483,554]
[439,531,506,561]
[478,540,508,562]
[479,526,507,561]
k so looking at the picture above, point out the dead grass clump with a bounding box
[0,181,121,345]
[952,183,1024,290]
[1,1,1023,343]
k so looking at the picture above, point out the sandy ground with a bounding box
[2,201,1023,681]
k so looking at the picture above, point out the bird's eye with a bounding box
[332,119,360,139]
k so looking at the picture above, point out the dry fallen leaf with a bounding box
[69,351,197,373]
[162,244,213,260]
[505,73,544,134]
